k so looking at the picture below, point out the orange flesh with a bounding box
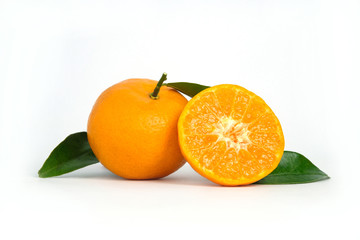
[178,84,285,186]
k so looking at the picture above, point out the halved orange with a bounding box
[178,84,285,186]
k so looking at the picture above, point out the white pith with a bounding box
[211,116,251,152]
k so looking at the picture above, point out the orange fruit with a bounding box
[178,84,285,186]
[87,74,188,179]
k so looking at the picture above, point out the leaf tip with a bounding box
[38,169,46,178]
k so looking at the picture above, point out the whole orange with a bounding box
[87,74,188,179]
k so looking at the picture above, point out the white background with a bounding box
[1,0,359,239]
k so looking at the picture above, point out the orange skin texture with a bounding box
[87,78,188,179]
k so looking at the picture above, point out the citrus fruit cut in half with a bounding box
[178,84,285,186]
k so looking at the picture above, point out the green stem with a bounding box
[149,73,167,99]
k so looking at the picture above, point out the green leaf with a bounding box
[38,132,99,178]
[164,82,210,98]
[256,151,330,184]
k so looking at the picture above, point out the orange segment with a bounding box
[248,112,284,153]
[199,141,227,170]
[231,89,251,121]
[182,114,216,135]
[182,134,219,150]
[191,91,226,118]
[187,141,227,169]
[247,145,277,170]
[213,86,237,116]
[212,148,241,179]
[178,84,285,186]
[241,96,267,124]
